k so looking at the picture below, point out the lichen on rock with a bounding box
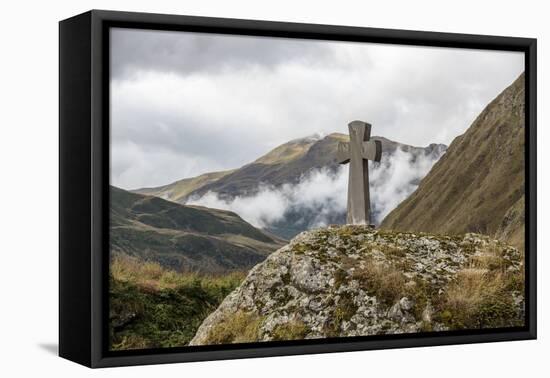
[189,225,524,345]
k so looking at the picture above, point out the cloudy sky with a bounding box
[110,27,524,190]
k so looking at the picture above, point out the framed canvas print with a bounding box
[59,10,537,368]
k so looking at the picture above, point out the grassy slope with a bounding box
[381,73,525,250]
[134,170,235,203]
[253,136,317,165]
[109,255,245,350]
[111,186,286,273]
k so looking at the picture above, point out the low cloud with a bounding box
[187,147,444,231]
[370,148,442,222]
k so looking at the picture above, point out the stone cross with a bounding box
[336,120,382,225]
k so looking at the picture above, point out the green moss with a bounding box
[292,242,319,255]
[322,292,358,337]
[333,269,347,289]
[420,321,433,332]
[505,272,524,292]
[281,271,291,285]
[337,292,358,321]
[271,287,292,306]
[404,279,430,320]
[337,227,355,238]
[271,320,309,341]
[440,310,452,324]
[317,252,330,264]
[476,295,520,328]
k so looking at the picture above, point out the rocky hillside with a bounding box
[110,186,285,273]
[190,225,524,344]
[381,73,525,250]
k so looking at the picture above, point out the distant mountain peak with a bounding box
[291,132,326,142]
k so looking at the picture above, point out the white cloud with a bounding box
[187,148,444,230]
[187,167,347,229]
[370,148,442,221]
[110,29,524,189]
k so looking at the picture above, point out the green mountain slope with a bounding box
[134,169,235,203]
[110,186,286,273]
[109,255,244,350]
[381,73,525,250]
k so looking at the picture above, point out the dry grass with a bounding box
[203,311,263,344]
[111,255,245,292]
[441,269,519,328]
[444,268,497,313]
[438,242,524,329]
[469,242,520,271]
[350,239,524,331]
[380,74,525,251]
[352,260,407,307]
[109,254,247,350]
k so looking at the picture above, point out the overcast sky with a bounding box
[110,27,524,190]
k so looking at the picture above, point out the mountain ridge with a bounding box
[380,72,525,250]
[134,134,446,202]
[110,186,286,273]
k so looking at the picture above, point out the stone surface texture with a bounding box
[190,225,524,345]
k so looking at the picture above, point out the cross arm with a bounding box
[362,140,382,162]
[336,142,351,164]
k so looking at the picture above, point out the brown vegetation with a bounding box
[202,311,264,345]
[381,73,525,251]
[109,255,245,350]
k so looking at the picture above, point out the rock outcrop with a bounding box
[190,225,524,345]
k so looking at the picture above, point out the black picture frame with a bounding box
[59,9,537,368]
